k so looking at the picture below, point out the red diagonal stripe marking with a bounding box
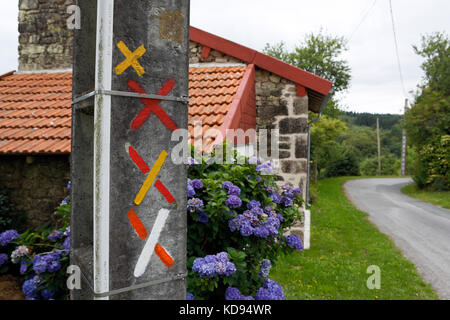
[129,145,150,174]
[155,179,175,203]
[128,79,178,131]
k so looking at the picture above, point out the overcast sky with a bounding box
[1,1,449,114]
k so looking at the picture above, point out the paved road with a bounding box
[344,178,450,300]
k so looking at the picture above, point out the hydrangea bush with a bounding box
[0,183,71,300]
[1,147,305,301]
[187,148,304,300]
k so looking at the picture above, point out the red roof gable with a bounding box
[190,26,333,109]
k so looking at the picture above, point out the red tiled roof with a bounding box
[0,66,247,155]
[188,65,247,149]
[0,72,72,154]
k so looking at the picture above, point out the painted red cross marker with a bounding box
[126,143,175,204]
[128,79,178,131]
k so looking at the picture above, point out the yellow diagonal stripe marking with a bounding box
[134,150,168,206]
[115,41,146,77]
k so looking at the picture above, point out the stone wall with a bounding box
[18,0,75,71]
[0,155,70,229]
[189,41,245,65]
[255,70,308,195]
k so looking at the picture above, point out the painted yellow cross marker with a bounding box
[115,41,146,77]
[134,150,168,206]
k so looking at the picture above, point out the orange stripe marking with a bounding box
[127,209,148,239]
[154,243,174,268]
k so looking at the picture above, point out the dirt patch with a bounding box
[0,275,25,300]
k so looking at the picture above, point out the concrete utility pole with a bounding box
[71,0,190,300]
[377,118,381,176]
[401,99,408,176]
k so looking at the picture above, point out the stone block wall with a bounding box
[255,70,308,195]
[189,41,245,65]
[18,0,75,71]
[0,155,70,229]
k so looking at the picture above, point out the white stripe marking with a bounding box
[134,208,170,278]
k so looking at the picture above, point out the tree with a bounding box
[324,145,360,178]
[413,31,450,95]
[264,30,351,118]
[264,31,351,94]
[406,32,450,190]
[309,116,347,176]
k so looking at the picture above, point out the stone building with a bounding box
[0,1,332,228]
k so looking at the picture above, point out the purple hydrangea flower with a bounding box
[41,289,55,300]
[225,287,255,300]
[256,161,273,174]
[255,279,284,300]
[0,253,8,267]
[222,181,241,196]
[284,191,295,199]
[258,259,271,279]
[64,226,70,237]
[222,181,234,190]
[187,185,196,198]
[229,206,279,238]
[187,198,204,212]
[32,252,62,274]
[225,195,242,209]
[0,230,20,247]
[191,179,203,190]
[48,230,63,241]
[20,260,28,275]
[247,200,261,210]
[281,196,293,207]
[22,275,41,298]
[192,252,236,278]
[67,181,71,190]
[47,260,61,273]
[187,157,199,166]
[228,185,241,196]
[186,292,195,300]
[187,179,196,198]
[270,192,281,204]
[285,235,303,251]
[63,237,70,251]
[198,211,209,223]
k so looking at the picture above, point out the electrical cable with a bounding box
[348,0,378,42]
[389,0,408,98]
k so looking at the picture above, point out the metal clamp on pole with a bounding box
[72,89,190,106]
[71,255,187,299]
[93,273,188,298]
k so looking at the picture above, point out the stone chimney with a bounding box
[18,0,75,72]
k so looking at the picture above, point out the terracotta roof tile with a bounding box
[0,66,246,154]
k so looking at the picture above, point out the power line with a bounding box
[348,0,378,42]
[388,0,407,98]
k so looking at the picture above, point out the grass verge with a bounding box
[270,177,439,300]
[401,183,450,209]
